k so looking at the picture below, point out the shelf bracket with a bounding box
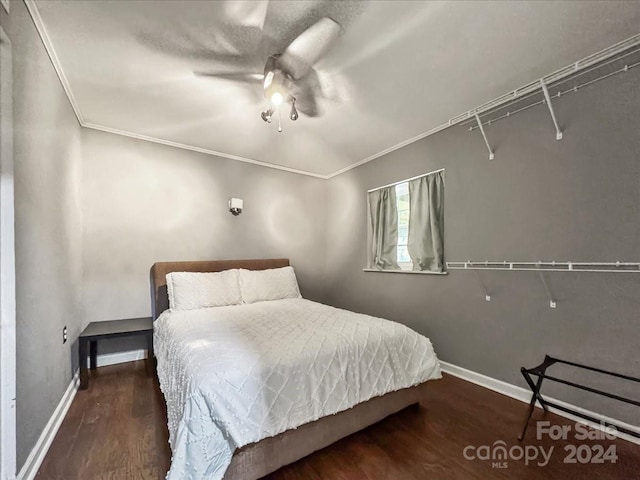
[540,80,563,140]
[474,112,494,160]
[536,263,557,308]
[473,268,492,302]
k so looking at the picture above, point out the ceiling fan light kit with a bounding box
[197,16,343,133]
[260,55,302,132]
[289,98,299,121]
[261,108,273,123]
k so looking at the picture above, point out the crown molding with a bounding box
[325,123,452,179]
[25,1,640,181]
[24,0,85,125]
[81,122,330,179]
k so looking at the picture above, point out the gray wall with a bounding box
[324,68,640,425]
[1,1,83,470]
[81,128,328,354]
[3,1,638,469]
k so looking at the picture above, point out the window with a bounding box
[367,169,445,274]
[395,182,412,270]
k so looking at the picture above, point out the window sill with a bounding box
[362,268,448,275]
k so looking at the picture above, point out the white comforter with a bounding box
[154,298,441,480]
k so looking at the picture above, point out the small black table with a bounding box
[79,317,154,390]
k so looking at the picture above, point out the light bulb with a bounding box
[271,92,284,106]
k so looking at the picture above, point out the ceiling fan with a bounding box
[196,17,342,132]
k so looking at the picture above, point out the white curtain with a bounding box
[407,171,445,272]
[367,186,399,270]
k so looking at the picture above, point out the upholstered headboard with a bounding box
[149,258,290,320]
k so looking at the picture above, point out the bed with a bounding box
[150,258,441,480]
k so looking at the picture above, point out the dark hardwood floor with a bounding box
[36,361,639,479]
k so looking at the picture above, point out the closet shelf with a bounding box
[446,261,640,273]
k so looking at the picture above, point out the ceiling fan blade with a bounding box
[194,72,264,84]
[278,17,341,80]
[137,28,255,62]
[292,69,323,117]
[220,1,268,32]
[135,1,268,60]
[295,94,320,118]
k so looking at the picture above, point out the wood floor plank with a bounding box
[36,361,639,480]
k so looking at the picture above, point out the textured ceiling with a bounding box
[32,0,640,177]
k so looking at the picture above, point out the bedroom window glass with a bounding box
[395,182,412,270]
[367,169,445,273]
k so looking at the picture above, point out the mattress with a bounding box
[154,298,441,480]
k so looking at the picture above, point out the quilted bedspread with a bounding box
[154,298,441,480]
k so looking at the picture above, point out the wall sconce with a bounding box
[229,198,243,216]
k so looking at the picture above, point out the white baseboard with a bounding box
[15,352,145,480]
[16,372,80,480]
[87,349,147,368]
[439,361,640,445]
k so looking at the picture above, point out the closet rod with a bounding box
[467,59,640,132]
[462,46,640,128]
[454,35,640,124]
[335,35,638,165]
[446,261,640,273]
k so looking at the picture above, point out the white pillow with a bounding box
[239,266,302,304]
[166,269,242,311]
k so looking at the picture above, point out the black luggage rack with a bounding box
[519,355,640,440]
